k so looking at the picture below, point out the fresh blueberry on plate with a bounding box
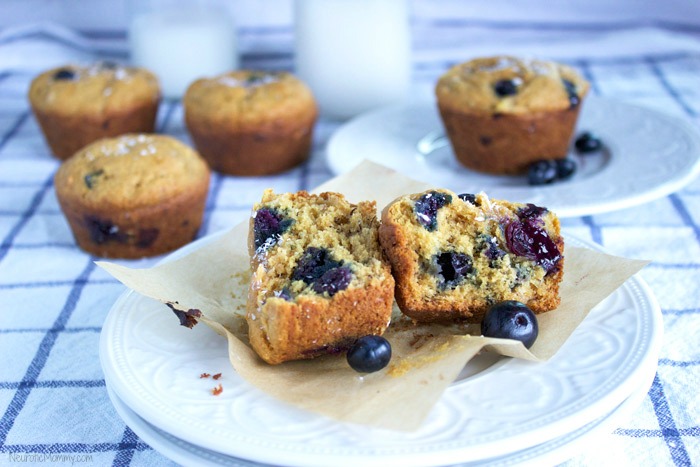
[481,300,539,349]
[347,335,392,373]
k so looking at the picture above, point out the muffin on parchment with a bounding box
[183,71,318,176]
[246,190,394,364]
[379,189,563,323]
[28,62,160,160]
[435,56,589,175]
[54,134,210,259]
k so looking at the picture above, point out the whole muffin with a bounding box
[54,134,210,259]
[435,56,589,175]
[28,62,161,160]
[183,71,318,176]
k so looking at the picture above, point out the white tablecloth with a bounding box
[0,10,699,466]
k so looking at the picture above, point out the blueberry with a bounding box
[562,79,580,108]
[292,247,342,282]
[273,287,293,301]
[458,193,477,205]
[493,79,518,97]
[574,132,603,154]
[312,266,352,296]
[481,300,538,348]
[528,160,558,186]
[478,235,506,262]
[53,68,76,81]
[414,191,452,231]
[517,203,548,219]
[556,158,576,181]
[253,208,293,250]
[346,335,392,373]
[84,215,127,245]
[504,217,561,274]
[83,169,104,189]
[434,251,473,288]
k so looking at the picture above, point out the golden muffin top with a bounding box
[28,62,161,116]
[54,134,210,210]
[183,70,317,127]
[435,56,590,115]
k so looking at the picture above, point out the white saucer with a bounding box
[326,97,700,217]
[106,363,655,467]
[99,232,663,467]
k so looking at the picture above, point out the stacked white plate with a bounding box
[100,233,662,466]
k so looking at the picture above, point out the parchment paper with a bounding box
[98,160,649,431]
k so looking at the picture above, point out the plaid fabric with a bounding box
[0,15,699,467]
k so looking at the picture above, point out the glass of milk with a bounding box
[128,0,238,99]
[294,0,412,120]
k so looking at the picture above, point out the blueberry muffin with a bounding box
[28,62,160,160]
[435,56,589,175]
[247,190,394,364]
[379,189,563,323]
[184,71,318,176]
[54,134,210,258]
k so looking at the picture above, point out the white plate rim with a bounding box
[99,231,663,467]
[105,359,656,467]
[326,96,700,217]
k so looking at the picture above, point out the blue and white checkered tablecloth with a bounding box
[1,12,699,467]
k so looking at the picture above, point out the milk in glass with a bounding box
[129,0,238,99]
[295,0,411,120]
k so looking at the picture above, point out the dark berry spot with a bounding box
[478,235,506,263]
[556,158,576,181]
[528,160,558,186]
[434,251,473,288]
[504,217,561,274]
[253,208,293,251]
[84,169,104,189]
[574,131,603,154]
[562,79,580,108]
[136,228,159,248]
[290,248,353,296]
[312,266,352,296]
[481,301,538,349]
[517,203,548,220]
[53,68,76,81]
[414,191,452,231]
[493,79,518,97]
[480,136,492,146]
[273,287,293,301]
[84,215,127,245]
[458,193,478,205]
[347,335,392,373]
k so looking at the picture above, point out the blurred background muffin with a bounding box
[54,134,210,259]
[28,62,161,159]
[435,56,590,175]
[183,70,318,176]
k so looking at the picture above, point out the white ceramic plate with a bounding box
[326,97,700,217]
[106,358,656,467]
[99,232,662,467]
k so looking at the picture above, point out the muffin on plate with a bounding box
[379,189,563,323]
[54,134,210,259]
[184,71,318,176]
[247,189,394,364]
[28,62,160,160]
[435,56,589,175]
